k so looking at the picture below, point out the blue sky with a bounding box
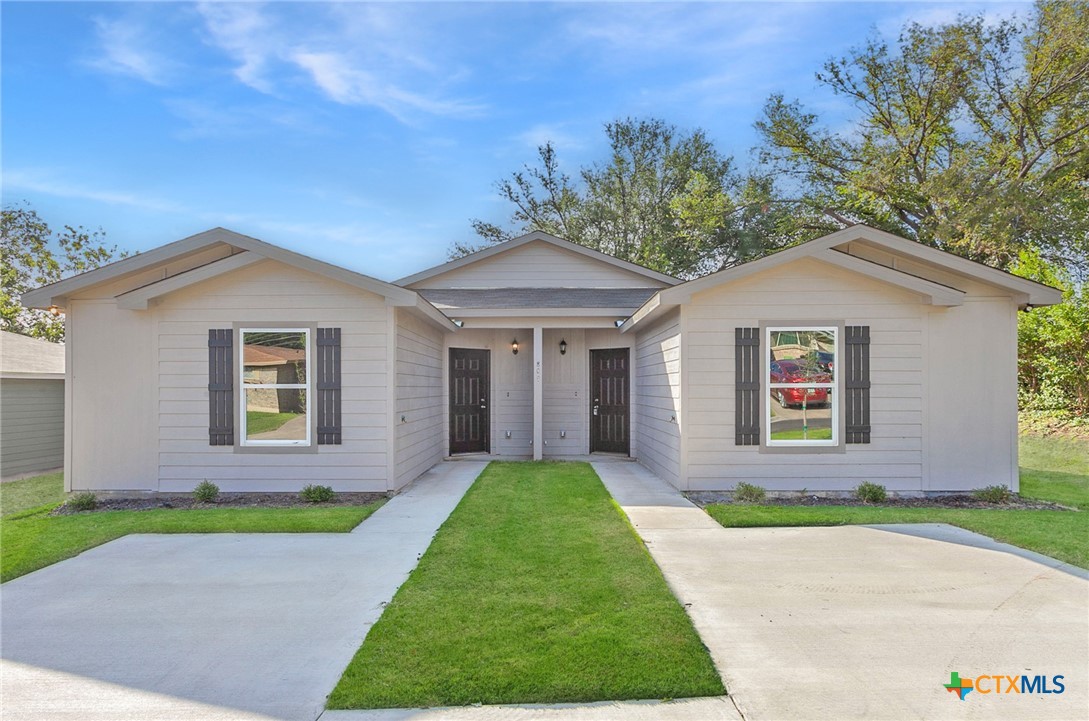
[2,1,1026,281]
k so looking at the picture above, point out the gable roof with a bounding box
[394,230,680,287]
[622,224,1063,332]
[1,331,65,379]
[21,228,457,332]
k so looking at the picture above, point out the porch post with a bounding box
[533,325,543,460]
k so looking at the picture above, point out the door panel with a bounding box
[449,348,490,454]
[590,348,630,455]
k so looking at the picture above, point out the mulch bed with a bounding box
[686,492,1072,511]
[51,492,387,515]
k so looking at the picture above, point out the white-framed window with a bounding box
[765,326,838,447]
[239,328,311,446]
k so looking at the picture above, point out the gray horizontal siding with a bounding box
[1,378,64,477]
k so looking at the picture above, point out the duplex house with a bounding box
[22,224,1060,495]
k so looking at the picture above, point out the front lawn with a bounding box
[2,489,382,583]
[0,471,65,516]
[705,434,1089,569]
[327,461,724,709]
[1019,434,1089,510]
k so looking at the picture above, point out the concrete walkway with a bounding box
[0,461,486,721]
[593,462,1089,721]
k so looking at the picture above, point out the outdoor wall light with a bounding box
[559,338,567,355]
[48,305,62,317]
[511,339,519,355]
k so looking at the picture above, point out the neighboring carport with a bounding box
[595,462,1089,721]
[1,331,65,481]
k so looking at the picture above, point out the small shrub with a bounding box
[973,485,1013,504]
[193,480,220,503]
[300,484,336,504]
[855,482,887,504]
[67,492,97,511]
[734,482,767,503]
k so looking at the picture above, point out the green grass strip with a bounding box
[328,461,724,709]
[1,472,66,516]
[705,506,1087,569]
[2,503,381,583]
[1019,434,1089,510]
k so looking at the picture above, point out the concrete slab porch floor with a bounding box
[593,462,1089,721]
[0,461,487,721]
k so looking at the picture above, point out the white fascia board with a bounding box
[23,226,422,310]
[21,229,235,309]
[619,293,662,334]
[815,249,966,306]
[408,297,460,332]
[224,233,418,305]
[835,226,1063,306]
[115,252,265,310]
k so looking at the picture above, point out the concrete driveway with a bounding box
[594,462,1089,721]
[0,461,486,721]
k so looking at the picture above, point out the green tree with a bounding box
[462,118,776,278]
[1011,250,1089,416]
[1,205,122,342]
[756,0,1089,273]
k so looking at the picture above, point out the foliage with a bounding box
[1012,250,1089,415]
[328,461,723,708]
[755,0,1089,274]
[973,485,1013,504]
[300,484,336,503]
[734,482,767,503]
[66,492,97,512]
[854,482,888,503]
[193,481,220,503]
[461,118,784,278]
[1,204,124,341]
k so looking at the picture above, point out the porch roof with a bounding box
[418,287,660,311]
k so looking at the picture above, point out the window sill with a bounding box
[758,442,846,455]
[233,443,320,454]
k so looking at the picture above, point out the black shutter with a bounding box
[208,329,234,446]
[735,327,761,445]
[844,325,871,444]
[316,328,342,445]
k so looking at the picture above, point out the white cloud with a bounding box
[164,98,322,140]
[2,169,187,214]
[875,2,1027,38]
[516,123,588,154]
[87,15,173,85]
[291,51,482,121]
[195,2,276,92]
[193,3,484,122]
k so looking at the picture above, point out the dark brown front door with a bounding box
[449,348,489,454]
[590,348,630,455]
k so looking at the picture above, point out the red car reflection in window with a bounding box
[770,360,831,408]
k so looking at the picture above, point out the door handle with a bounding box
[480,398,487,409]
[593,405,599,416]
